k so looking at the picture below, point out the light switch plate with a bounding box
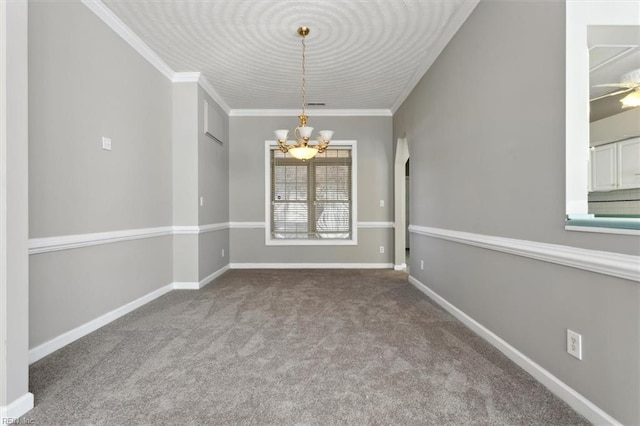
[102,137,112,151]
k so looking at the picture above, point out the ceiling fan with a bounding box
[591,68,640,107]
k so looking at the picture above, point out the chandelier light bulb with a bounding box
[620,90,640,108]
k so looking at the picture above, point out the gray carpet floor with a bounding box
[26,269,588,425]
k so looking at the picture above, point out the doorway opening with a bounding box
[394,137,410,271]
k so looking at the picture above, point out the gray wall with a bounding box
[393,1,639,424]
[1,0,30,408]
[229,116,394,265]
[172,83,199,283]
[197,86,229,280]
[172,82,230,284]
[29,1,174,347]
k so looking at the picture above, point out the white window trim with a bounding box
[565,1,640,234]
[264,140,358,246]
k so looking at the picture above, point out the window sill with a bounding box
[565,215,640,235]
[265,238,358,246]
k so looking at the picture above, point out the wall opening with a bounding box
[394,137,410,270]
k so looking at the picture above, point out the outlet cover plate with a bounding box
[567,329,582,360]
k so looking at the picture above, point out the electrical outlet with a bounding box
[420,260,424,270]
[379,246,385,254]
[221,249,225,258]
[101,137,112,151]
[379,200,385,207]
[567,329,582,360]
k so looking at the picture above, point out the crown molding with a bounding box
[81,0,175,80]
[172,72,231,115]
[172,72,200,83]
[197,74,231,115]
[229,109,393,117]
[81,1,395,117]
[390,0,480,113]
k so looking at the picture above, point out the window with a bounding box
[265,141,357,245]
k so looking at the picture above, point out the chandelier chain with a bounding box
[301,33,306,118]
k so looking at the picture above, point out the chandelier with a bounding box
[274,27,333,161]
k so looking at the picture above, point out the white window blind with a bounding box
[270,147,352,240]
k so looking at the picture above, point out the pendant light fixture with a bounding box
[274,27,333,160]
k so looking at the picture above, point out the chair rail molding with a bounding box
[409,225,639,283]
[29,223,231,254]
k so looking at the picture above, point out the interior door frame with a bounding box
[394,137,410,270]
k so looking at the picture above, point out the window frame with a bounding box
[264,140,358,246]
[564,1,640,236]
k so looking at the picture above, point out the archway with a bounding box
[393,137,410,270]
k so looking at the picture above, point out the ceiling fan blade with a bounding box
[590,87,633,102]
[593,83,637,88]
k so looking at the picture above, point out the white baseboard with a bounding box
[29,265,232,363]
[394,263,407,271]
[229,263,394,269]
[0,392,34,421]
[173,264,230,290]
[172,282,200,290]
[28,283,174,364]
[199,264,230,288]
[408,275,621,426]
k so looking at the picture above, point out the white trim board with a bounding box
[408,275,622,426]
[229,221,265,229]
[565,225,640,236]
[409,225,640,283]
[173,72,230,115]
[29,226,174,255]
[230,109,392,117]
[81,0,174,80]
[28,264,231,364]
[173,264,230,290]
[230,263,393,269]
[358,221,394,229]
[0,392,34,422]
[28,221,390,255]
[264,140,359,247]
[28,283,174,364]
[229,221,394,229]
[174,223,230,235]
[29,223,230,254]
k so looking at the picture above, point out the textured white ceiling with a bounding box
[101,0,472,111]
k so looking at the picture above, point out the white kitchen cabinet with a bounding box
[590,137,640,191]
[591,144,617,191]
[617,138,640,189]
